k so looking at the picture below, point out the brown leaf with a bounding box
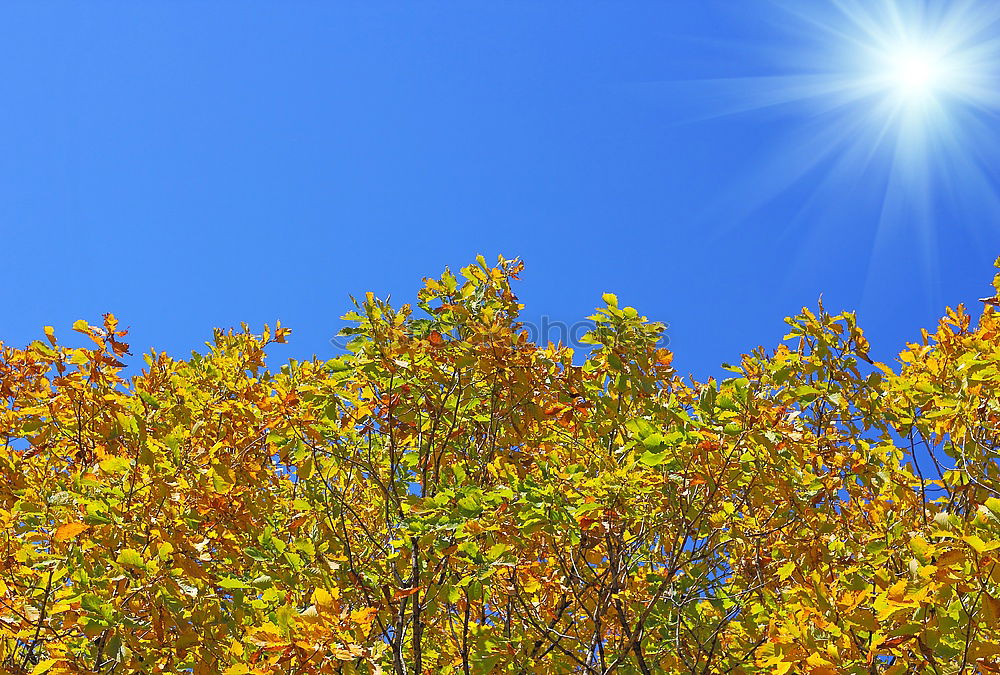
[880,634,914,649]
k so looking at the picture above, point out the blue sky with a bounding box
[3,1,1000,378]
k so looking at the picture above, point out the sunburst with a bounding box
[658,0,1000,299]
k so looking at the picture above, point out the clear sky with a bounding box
[3,1,1000,378]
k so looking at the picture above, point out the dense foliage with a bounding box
[4,256,1000,673]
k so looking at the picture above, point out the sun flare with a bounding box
[887,47,941,99]
[659,0,1000,288]
[699,0,1000,180]
[844,2,1000,143]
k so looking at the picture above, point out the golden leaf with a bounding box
[984,593,1000,623]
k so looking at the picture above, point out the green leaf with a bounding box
[211,470,232,495]
[81,594,105,615]
[297,455,314,481]
[639,450,669,467]
[283,550,303,569]
[474,654,506,671]
[246,547,270,562]
[117,548,146,569]
[328,357,353,373]
[486,544,508,560]
[574,501,604,515]
[457,496,483,517]
[275,605,295,632]
[625,418,656,438]
[792,385,822,402]
[138,390,160,409]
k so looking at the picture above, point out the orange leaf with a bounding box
[54,522,89,542]
[393,586,420,600]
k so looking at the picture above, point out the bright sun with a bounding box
[659,0,1000,288]
[889,48,941,98]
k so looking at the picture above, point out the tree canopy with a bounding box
[4,256,1000,673]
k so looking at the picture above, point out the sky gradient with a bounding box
[3,1,999,378]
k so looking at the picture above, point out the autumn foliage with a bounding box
[5,256,1000,673]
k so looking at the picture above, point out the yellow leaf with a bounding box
[773,661,793,675]
[777,561,795,581]
[99,456,131,474]
[247,625,284,647]
[963,535,1000,554]
[313,587,333,610]
[54,522,88,542]
[31,660,57,675]
[887,579,907,602]
[350,607,377,627]
[909,534,933,558]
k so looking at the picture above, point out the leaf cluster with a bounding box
[5,256,1000,673]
